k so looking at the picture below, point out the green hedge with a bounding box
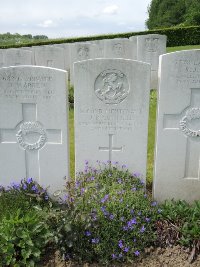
[0,25,199,49]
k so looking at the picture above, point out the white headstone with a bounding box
[5,48,33,66]
[154,50,200,203]
[136,34,167,89]
[0,66,69,194]
[0,49,5,67]
[34,46,66,69]
[103,38,136,59]
[69,42,98,84]
[74,59,150,178]
[53,43,71,71]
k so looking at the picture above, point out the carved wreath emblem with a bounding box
[94,69,129,104]
[16,121,47,150]
[179,108,200,137]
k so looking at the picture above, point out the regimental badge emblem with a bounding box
[77,47,89,60]
[145,38,159,52]
[113,43,124,56]
[94,69,129,104]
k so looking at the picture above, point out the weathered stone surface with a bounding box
[74,58,150,179]
[69,42,98,83]
[4,48,33,66]
[103,38,136,59]
[131,34,167,89]
[0,66,69,194]
[34,46,66,69]
[154,50,200,203]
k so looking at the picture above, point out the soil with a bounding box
[43,246,200,267]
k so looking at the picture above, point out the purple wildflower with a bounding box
[80,188,85,195]
[134,250,140,256]
[133,172,141,177]
[112,254,117,259]
[109,214,115,220]
[151,201,157,207]
[26,178,33,184]
[101,194,109,203]
[124,247,129,253]
[11,182,20,190]
[85,231,91,236]
[118,240,123,249]
[145,217,150,222]
[91,238,99,244]
[31,185,38,192]
[23,184,27,190]
[140,225,146,233]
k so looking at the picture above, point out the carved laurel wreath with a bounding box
[16,121,47,150]
[179,108,200,137]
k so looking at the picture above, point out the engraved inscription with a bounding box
[78,107,143,132]
[180,108,200,137]
[94,69,129,104]
[16,121,47,150]
[0,72,54,101]
[175,60,200,85]
[77,47,89,60]
[145,38,159,52]
[113,43,124,56]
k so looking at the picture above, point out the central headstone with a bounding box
[0,66,69,194]
[74,59,150,178]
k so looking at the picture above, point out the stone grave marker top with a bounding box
[74,58,151,179]
[34,46,66,69]
[137,34,167,89]
[0,66,69,195]
[154,50,200,202]
[4,48,33,66]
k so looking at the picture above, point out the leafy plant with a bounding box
[157,200,200,261]
[59,161,159,264]
[0,178,52,221]
[0,208,53,266]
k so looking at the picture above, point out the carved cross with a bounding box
[0,103,61,182]
[99,134,122,162]
[163,88,200,179]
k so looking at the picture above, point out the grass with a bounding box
[167,44,200,53]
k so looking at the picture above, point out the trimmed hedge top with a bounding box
[0,25,199,49]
